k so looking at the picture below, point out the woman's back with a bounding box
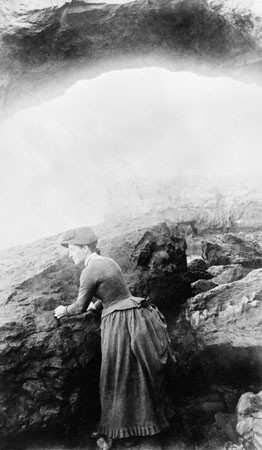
[82,254,132,308]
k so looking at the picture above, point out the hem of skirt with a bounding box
[98,422,169,440]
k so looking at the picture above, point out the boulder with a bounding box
[0,222,189,440]
[191,279,218,296]
[100,222,191,322]
[207,264,249,284]
[202,233,262,268]
[187,256,213,283]
[236,391,262,450]
[186,268,262,348]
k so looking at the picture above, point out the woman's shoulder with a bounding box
[91,255,119,267]
[84,254,118,269]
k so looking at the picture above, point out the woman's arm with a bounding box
[54,266,97,318]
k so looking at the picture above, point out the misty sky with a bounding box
[1,67,262,250]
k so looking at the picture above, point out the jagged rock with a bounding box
[0,222,189,440]
[202,240,232,266]
[186,268,262,347]
[236,391,262,450]
[0,0,262,117]
[186,256,213,283]
[168,269,262,407]
[187,257,209,271]
[100,221,191,310]
[207,264,249,284]
[207,0,262,49]
[191,279,218,296]
[202,233,262,268]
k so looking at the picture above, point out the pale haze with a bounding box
[1,67,262,250]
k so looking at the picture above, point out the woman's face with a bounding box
[68,244,87,265]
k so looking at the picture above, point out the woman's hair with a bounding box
[88,243,101,255]
[78,242,100,254]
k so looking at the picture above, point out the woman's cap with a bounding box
[60,227,97,248]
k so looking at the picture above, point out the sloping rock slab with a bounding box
[207,264,249,284]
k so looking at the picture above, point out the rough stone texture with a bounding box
[186,257,213,283]
[0,221,189,439]
[207,264,249,284]
[236,391,262,450]
[0,0,262,117]
[191,279,218,296]
[187,256,209,271]
[185,268,262,348]
[207,0,262,49]
[202,233,262,268]
[101,221,190,308]
[167,268,262,429]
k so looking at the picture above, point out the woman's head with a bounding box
[68,244,91,265]
[60,226,99,264]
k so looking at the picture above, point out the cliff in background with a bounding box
[105,175,262,232]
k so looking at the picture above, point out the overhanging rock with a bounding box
[1,0,262,117]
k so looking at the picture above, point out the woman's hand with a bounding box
[54,305,67,319]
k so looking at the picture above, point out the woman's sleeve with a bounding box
[66,266,97,315]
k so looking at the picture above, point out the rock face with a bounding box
[191,278,218,296]
[207,0,262,49]
[202,233,262,268]
[236,391,262,450]
[186,268,262,348]
[207,264,248,284]
[106,176,262,233]
[1,0,262,117]
[0,222,188,440]
[102,221,190,311]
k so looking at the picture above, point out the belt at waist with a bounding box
[101,296,145,319]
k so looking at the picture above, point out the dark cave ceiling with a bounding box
[1,0,262,118]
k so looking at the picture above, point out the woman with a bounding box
[54,226,175,449]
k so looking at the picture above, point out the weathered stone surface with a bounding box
[100,222,191,322]
[187,257,209,272]
[202,233,262,268]
[0,221,188,439]
[191,279,218,296]
[167,268,262,407]
[187,256,213,283]
[236,391,262,450]
[0,0,262,117]
[207,264,249,284]
[186,268,262,347]
[207,0,262,49]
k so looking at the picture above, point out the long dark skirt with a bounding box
[98,304,175,440]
